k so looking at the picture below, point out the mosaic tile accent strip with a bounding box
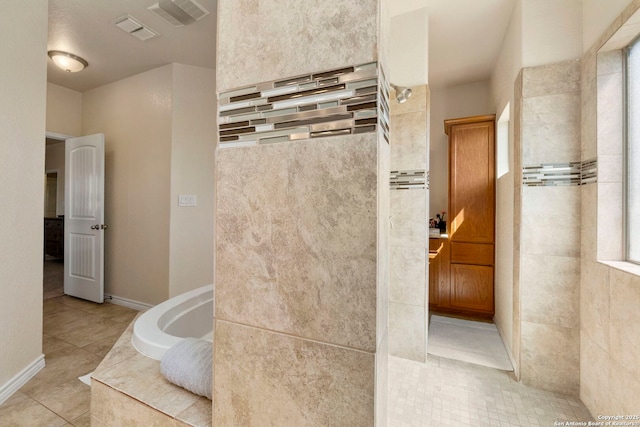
[218,62,386,148]
[522,162,581,186]
[390,170,427,190]
[377,66,390,145]
[523,160,598,186]
[581,158,597,185]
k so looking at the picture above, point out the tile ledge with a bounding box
[598,260,640,277]
[91,319,212,426]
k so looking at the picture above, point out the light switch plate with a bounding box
[178,194,197,207]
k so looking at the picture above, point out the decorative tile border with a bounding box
[390,170,427,190]
[522,162,581,186]
[377,66,390,145]
[522,159,598,186]
[218,62,387,148]
[581,158,597,185]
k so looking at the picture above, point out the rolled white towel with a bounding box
[160,338,212,400]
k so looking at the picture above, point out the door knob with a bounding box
[90,224,100,230]
[101,224,108,230]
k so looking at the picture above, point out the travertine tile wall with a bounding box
[516,60,582,395]
[215,1,389,425]
[512,72,523,379]
[389,85,429,362]
[91,322,211,426]
[216,1,380,92]
[580,1,640,415]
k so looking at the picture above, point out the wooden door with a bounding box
[445,115,495,316]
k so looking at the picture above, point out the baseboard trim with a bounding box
[104,293,153,312]
[0,354,45,406]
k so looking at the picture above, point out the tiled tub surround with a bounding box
[91,319,211,426]
[218,62,389,148]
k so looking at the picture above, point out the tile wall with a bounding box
[214,1,390,425]
[516,60,582,395]
[91,322,211,426]
[579,1,640,415]
[389,85,430,362]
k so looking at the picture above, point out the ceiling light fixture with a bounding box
[48,50,88,73]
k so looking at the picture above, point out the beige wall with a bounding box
[390,7,428,87]
[582,0,635,53]
[491,0,523,115]
[0,0,47,392]
[490,4,522,359]
[44,141,66,217]
[169,64,216,297]
[521,0,582,67]
[82,65,173,305]
[46,83,82,137]
[48,64,215,305]
[494,105,515,367]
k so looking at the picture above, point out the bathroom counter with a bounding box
[90,317,211,426]
[428,232,448,239]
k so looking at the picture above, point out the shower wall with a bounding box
[214,1,390,425]
[514,59,582,395]
[389,84,429,361]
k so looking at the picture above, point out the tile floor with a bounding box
[388,354,594,427]
[0,296,138,426]
[1,296,595,427]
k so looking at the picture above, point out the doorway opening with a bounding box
[43,133,72,300]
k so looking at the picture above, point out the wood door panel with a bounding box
[428,238,451,309]
[450,242,494,266]
[441,115,496,317]
[449,121,495,244]
[450,264,494,313]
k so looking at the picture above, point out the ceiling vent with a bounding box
[114,15,159,41]
[148,0,210,27]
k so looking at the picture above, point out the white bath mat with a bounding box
[78,371,93,386]
[428,315,513,371]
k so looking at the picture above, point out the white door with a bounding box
[64,134,105,303]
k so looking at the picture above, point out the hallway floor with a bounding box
[0,296,595,426]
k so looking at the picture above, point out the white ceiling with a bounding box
[47,0,217,92]
[425,0,516,87]
[48,0,515,92]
